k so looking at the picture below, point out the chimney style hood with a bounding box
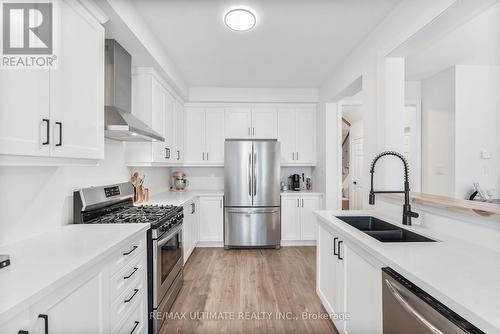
[104,39,164,142]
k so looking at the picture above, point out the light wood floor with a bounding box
[160,247,338,334]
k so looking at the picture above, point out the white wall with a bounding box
[421,67,455,197]
[316,0,457,210]
[455,65,500,199]
[0,140,170,245]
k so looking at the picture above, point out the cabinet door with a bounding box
[182,202,192,263]
[205,108,225,164]
[163,92,176,162]
[198,196,223,242]
[277,108,296,163]
[344,245,382,334]
[192,200,199,246]
[317,224,337,313]
[151,78,166,162]
[295,106,316,164]
[0,70,50,157]
[0,310,32,334]
[300,196,320,240]
[280,196,301,240]
[252,107,278,139]
[31,272,106,334]
[50,0,104,159]
[225,107,251,139]
[174,100,184,163]
[184,107,206,163]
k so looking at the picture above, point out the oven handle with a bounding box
[384,279,443,334]
[155,224,182,247]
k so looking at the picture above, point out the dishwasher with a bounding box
[382,268,484,334]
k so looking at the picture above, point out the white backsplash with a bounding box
[176,167,224,190]
[0,140,171,246]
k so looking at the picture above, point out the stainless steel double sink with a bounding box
[335,216,436,243]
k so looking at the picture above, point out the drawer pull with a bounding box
[18,331,29,334]
[123,245,138,256]
[129,321,140,334]
[38,314,48,334]
[124,289,139,303]
[124,267,139,280]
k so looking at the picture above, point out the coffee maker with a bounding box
[171,171,189,192]
[289,174,301,191]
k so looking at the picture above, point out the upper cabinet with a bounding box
[184,107,225,165]
[225,107,278,139]
[125,69,184,165]
[0,0,104,165]
[278,106,316,165]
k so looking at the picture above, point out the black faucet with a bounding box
[369,151,419,225]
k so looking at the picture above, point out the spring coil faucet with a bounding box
[369,151,419,225]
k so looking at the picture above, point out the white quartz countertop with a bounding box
[0,223,149,324]
[314,210,500,333]
[144,189,224,206]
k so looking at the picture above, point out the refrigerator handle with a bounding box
[248,153,252,196]
[253,152,257,196]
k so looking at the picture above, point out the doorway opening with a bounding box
[339,99,363,210]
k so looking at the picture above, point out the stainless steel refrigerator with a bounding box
[224,139,281,249]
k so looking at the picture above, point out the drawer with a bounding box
[110,234,145,275]
[112,296,146,334]
[111,276,145,325]
[110,251,146,302]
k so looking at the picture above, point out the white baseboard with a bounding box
[196,241,223,248]
[281,240,316,246]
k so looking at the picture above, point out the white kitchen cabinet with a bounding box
[278,106,316,165]
[0,0,104,164]
[281,196,301,240]
[251,107,278,139]
[184,107,225,165]
[225,106,278,139]
[225,107,252,139]
[30,272,107,334]
[316,221,382,334]
[344,245,382,334]
[0,231,148,334]
[183,199,199,263]
[198,196,224,244]
[281,194,322,243]
[300,196,321,240]
[126,69,184,165]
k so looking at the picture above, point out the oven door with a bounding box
[153,224,183,308]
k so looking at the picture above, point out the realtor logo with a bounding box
[1,1,57,68]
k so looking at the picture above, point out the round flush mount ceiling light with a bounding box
[224,8,256,31]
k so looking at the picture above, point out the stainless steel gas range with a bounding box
[73,182,183,334]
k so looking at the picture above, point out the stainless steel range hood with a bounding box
[104,39,164,142]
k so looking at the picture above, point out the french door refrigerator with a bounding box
[224,139,281,249]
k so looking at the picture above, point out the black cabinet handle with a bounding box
[333,237,338,255]
[191,202,195,214]
[42,119,50,145]
[124,289,139,303]
[124,267,139,280]
[177,150,180,160]
[353,181,357,185]
[55,122,62,146]
[38,314,48,334]
[337,240,343,260]
[129,321,140,334]
[18,331,29,334]
[165,147,170,159]
[123,245,138,256]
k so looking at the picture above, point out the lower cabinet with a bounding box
[281,194,322,244]
[317,222,382,334]
[0,232,148,334]
[198,196,224,245]
[183,199,199,263]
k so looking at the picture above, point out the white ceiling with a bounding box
[406,2,500,81]
[133,0,400,88]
